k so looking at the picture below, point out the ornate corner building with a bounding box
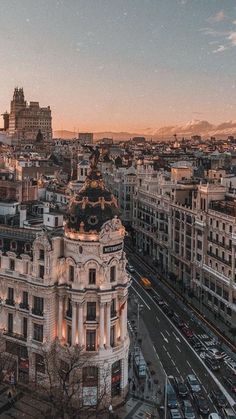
[0,166,130,406]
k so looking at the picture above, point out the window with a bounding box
[33,296,44,316]
[110,266,116,282]
[24,243,30,253]
[23,317,28,339]
[223,223,225,230]
[66,298,72,318]
[227,307,232,317]
[39,265,44,279]
[20,291,29,310]
[230,225,232,233]
[7,287,14,305]
[35,353,45,373]
[89,268,96,285]
[216,221,219,228]
[11,241,17,251]
[83,366,98,387]
[8,313,13,334]
[10,259,15,271]
[67,325,72,346]
[111,298,116,318]
[86,330,96,351]
[86,302,96,321]
[197,240,202,250]
[69,265,74,282]
[110,325,115,347]
[39,249,44,261]
[33,323,43,342]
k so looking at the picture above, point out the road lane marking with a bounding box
[131,285,151,310]
[187,360,192,369]
[176,345,181,353]
[166,351,171,359]
[173,333,181,343]
[156,316,160,323]
[165,330,170,337]
[131,281,236,407]
[160,332,168,343]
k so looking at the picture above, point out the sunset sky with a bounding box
[1,0,236,133]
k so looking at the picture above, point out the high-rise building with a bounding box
[4,88,52,144]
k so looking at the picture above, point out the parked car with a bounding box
[186,374,202,394]
[183,399,196,419]
[210,389,227,408]
[224,358,236,375]
[166,383,178,409]
[174,377,188,398]
[170,408,182,419]
[153,294,165,305]
[208,414,222,419]
[205,357,220,371]
[193,393,210,415]
[221,407,236,419]
[223,376,236,393]
[207,348,226,360]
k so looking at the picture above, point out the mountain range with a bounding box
[54,119,236,141]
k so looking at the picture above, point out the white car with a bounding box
[207,348,226,360]
[126,264,135,273]
[208,414,222,419]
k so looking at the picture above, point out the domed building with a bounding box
[0,157,130,409]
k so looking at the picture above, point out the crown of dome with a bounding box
[66,168,120,233]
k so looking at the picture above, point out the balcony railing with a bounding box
[4,331,27,342]
[207,251,231,266]
[5,299,15,307]
[86,315,96,321]
[32,308,44,317]
[19,302,29,310]
[207,236,231,250]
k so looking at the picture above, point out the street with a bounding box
[127,248,236,418]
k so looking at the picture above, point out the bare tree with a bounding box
[36,339,111,419]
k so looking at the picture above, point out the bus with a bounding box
[140,277,152,289]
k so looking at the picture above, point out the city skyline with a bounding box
[1,0,236,133]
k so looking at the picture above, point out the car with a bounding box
[127,264,135,273]
[223,376,236,393]
[224,358,236,375]
[208,414,222,419]
[182,327,194,339]
[174,378,188,398]
[186,374,202,393]
[173,314,184,328]
[193,393,210,415]
[166,383,178,409]
[205,357,220,371]
[210,389,227,408]
[183,399,196,419]
[221,407,236,419]
[207,348,226,360]
[170,408,182,419]
[153,294,165,305]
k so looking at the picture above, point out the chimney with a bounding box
[19,204,27,228]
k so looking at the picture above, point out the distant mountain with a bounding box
[53,120,236,141]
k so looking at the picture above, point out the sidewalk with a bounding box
[116,296,165,419]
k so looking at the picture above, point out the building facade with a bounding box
[0,165,129,407]
[5,88,52,144]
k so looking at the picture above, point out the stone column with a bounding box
[120,300,127,341]
[78,303,84,347]
[99,302,105,349]
[106,302,111,349]
[72,302,77,345]
[58,297,64,340]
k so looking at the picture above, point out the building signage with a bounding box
[103,242,123,254]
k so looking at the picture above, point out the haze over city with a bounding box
[1,0,236,135]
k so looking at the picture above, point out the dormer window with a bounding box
[11,241,17,251]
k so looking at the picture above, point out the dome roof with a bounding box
[66,168,120,233]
